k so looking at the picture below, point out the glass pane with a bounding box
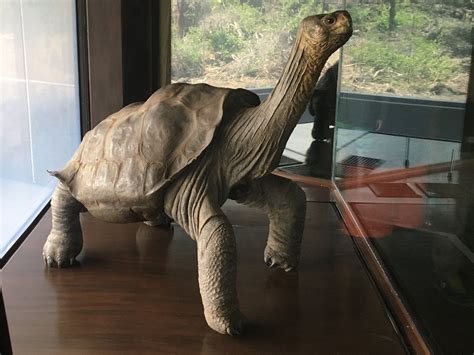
[0,0,81,258]
[334,0,473,352]
[341,0,470,101]
[170,0,344,171]
[171,0,341,89]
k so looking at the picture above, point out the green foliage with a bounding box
[350,34,457,91]
[348,4,431,32]
[346,5,379,32]
[395,7,430,30]
[278,0,324,36]
[437,22,472,56]
[227,3,263,38]
[172,28,208,78]
[440,0,473,8]
[374,6,392,32]
[171,0,470,98]
[208,28,244,63]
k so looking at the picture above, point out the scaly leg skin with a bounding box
[197,213,247,335]
[165,162,246,335]
[43,182,84,268]
[233,174,306,271]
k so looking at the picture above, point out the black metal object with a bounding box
[339,154,385,169]
[335,155,385,177]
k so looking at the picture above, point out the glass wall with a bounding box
[0,0,81,258]
[170,0,341,167]
[334,0,473,353]
[171,0,340,89]
[171,2,473,350]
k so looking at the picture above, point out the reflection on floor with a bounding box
[0,177,54,257]
[283,126,463,179]
[283,123,313,162]
[282,122,335,178]
[2,185,406,354]
[280,98,473,352]
[336,129,461,171]
[338,167,474,354]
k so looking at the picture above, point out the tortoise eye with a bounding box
[324,16,336,25]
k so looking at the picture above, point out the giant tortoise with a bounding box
[44,11,353,335]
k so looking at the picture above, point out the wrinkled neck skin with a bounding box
[259,32,330,138]
[223,30,333,181]
[164,32,335,236]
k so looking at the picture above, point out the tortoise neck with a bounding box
[258,32,329,140]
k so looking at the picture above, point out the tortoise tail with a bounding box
[48,170,66,182]
[46,157,80,186]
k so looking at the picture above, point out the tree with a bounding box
[388,0,397,31]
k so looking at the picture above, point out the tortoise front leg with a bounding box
[232,174,306,271]
[197,213,246,335]
[167,189,246,335]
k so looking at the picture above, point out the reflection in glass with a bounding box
[333,0,473,352]
[172,1,473,349]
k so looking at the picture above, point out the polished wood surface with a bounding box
[3,187,405,354]
[335,166,474,354]
[333,187,431,355]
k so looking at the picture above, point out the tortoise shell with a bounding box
[52,83,260,211]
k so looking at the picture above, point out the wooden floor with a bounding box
[2,185,405,354]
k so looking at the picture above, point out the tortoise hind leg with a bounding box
[43,182,84,267]
[232,174,306,271]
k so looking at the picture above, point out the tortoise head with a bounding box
[300,10,353,59]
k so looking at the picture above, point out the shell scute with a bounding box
[54,83,261,208]
[80,119,112,163]
[115,157,146,201]
[91,160,120,202]
[105,115,140,160]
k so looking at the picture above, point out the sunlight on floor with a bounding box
[284,123,313,162]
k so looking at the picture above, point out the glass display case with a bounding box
[332,1,473,353]
[171,1,473,351]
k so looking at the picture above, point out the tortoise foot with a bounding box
[264,245,299,272]
[204,309,248,336]
[43,233,81,268]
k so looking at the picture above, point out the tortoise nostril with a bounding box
[338,11,353,27]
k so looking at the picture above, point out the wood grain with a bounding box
[3,187,405,354]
